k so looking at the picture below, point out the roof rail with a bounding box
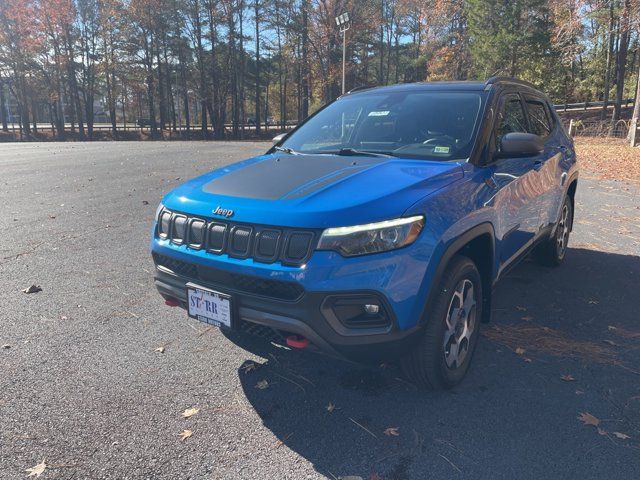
[346,85,376,94]
[485,76,538,89]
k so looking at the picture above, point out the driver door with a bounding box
[487,92,544,270]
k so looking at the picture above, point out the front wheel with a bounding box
[401,255,483,390]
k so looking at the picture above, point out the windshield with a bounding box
[281,91,485,161]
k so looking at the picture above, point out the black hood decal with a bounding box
[202,154,381,200]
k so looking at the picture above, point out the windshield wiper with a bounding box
[330,148,394,158]
[274,145,301,155]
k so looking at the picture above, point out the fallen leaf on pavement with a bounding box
[516,306,527,311]
[273,432,292,449]
[561,374,575,382]
[575,390,585,395]
[603,340,619,347]
[384,427,400,436]
[521,316,533,321]
[181,407,199,418]
[142,200,149,205]
[613,432,630,439]
[515,347,526,355]
[523,357,532,363]
[326,402,335,413]
[25,460,47,477]
[608,326,617,331]
[179,429,193,441]
[2,344,10,349]
[255,379,269,390]
[578,412,600,427]
[597,427,608,436]
[22,285,42,294]
[154,346,165,353]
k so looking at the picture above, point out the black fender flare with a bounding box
[419,222,496,327]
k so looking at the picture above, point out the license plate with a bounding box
[186,284,232,328]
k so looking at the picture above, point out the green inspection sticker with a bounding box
[434,146,450,154]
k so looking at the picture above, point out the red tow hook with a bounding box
[286,335,310,349]
[165,298,180,307]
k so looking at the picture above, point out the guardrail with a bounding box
[554,98,634,111]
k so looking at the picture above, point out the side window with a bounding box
[526,99,551,137]
[495,94,528,144]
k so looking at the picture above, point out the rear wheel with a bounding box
[535,195,572,267]
[401,255,482,389]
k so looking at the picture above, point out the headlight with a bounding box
[317,215,425,256]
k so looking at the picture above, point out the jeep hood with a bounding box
[162,153,463,228]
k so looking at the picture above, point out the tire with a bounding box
[401,255,483,390]
[534,195,573,267]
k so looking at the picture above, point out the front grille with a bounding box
[158,209,317,266]
[239,320,286,343]
[154,253,198,278]
[229,226,252,257]
[153,253,304,301]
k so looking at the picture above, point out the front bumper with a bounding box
[152,252,425,363]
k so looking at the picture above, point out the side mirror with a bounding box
[497,132,544,158]
[272,133,286,145]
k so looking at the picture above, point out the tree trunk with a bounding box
[66,33,84,138]
[206,0,224,138]
[0,80,8,132]
[601,3,615,120]
[379,0,384,84]
[178,44,191,133]
[157,44,166,130]
[301,0,309,119]
[144,34,158,136]
[239,0,245,139]
[31,98,37,134]
[228,2,239,138]
[628,60,640,145]
[611,0,631,126]
[254,0,261,135]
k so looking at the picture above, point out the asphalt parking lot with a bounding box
[1,142,639,479]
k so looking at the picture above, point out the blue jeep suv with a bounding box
[151,77,578,389]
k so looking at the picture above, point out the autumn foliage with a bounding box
[0,0,638,139]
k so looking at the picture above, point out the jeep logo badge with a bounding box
[213,206,234,218]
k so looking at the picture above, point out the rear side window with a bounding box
[526,100,552,137]
[496,95,528,143]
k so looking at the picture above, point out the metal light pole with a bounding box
[335,13,351,95]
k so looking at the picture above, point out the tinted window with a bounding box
[526,100,551,136]
[496,95,528,142]
[281,91,485,161]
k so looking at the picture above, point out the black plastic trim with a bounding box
[158,210,172,239]
[320,293,394,336]
[228,225,254,259]
[206,222,228,254]
[282,231,315,266]
[187,218,207,250]
[170,214,188,246]
[253,229,282,263]
[419,223,496,327]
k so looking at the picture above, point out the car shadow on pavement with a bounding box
[235,248,640,479]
